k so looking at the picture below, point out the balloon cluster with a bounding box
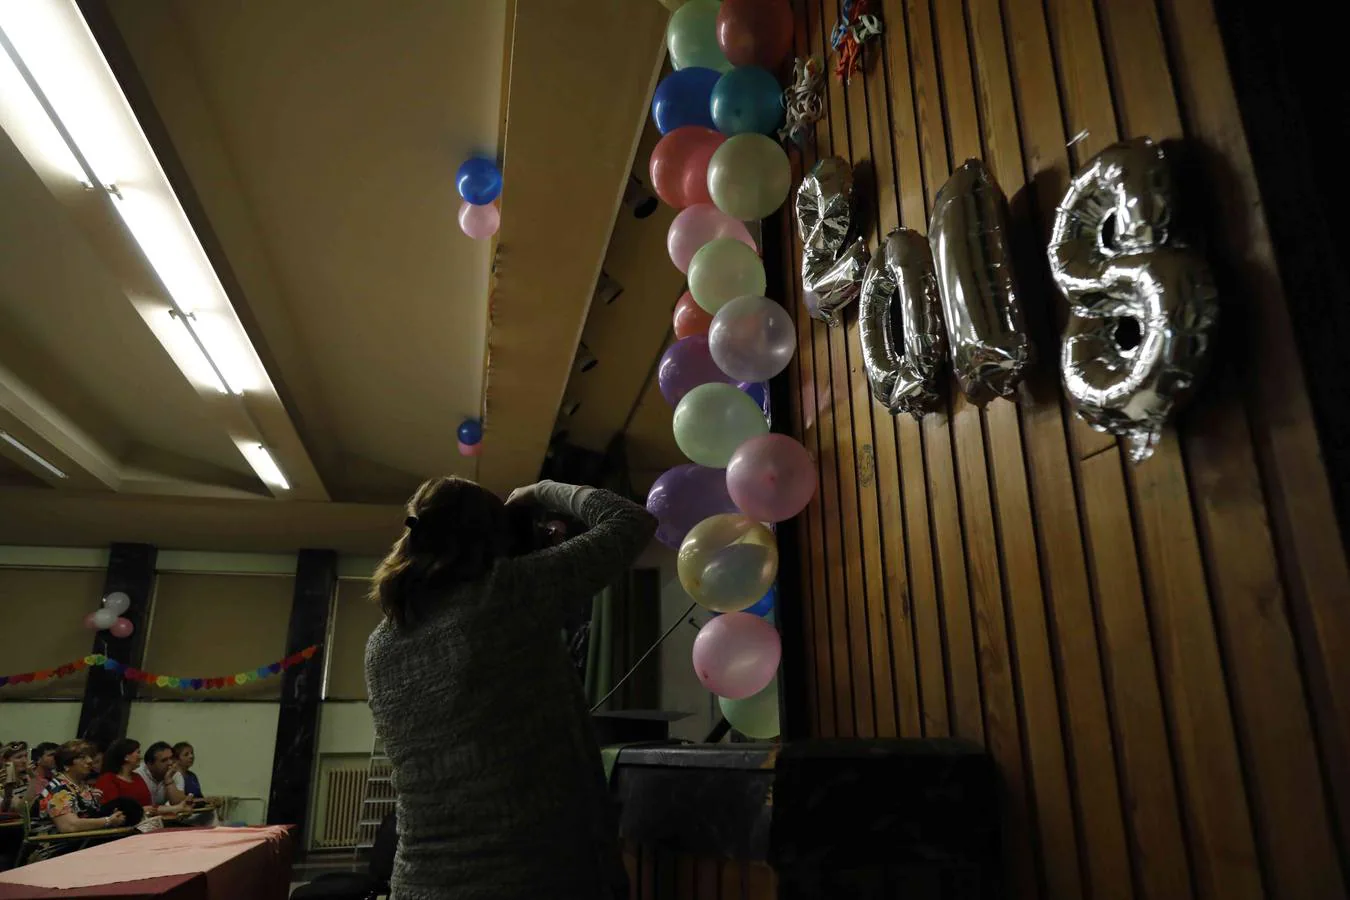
[457,418,483,458]
[456,157,502,240]
[648,0,807,739]
[82,591,134,639]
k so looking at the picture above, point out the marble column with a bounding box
[266,549,336,831]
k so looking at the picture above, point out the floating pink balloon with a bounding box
[109,617,135,639]
[673,291,715,339]
[458,440,482,458]
[693,612,780,699]
[727,433,817,523]
[667,203,756,273]
[458,200,500,240]
[649,127,725,209]
[82,612,100,630]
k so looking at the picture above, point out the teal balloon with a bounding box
[719,678,780,739]
[711,66,785,136]
[673,383,770,467]
[667,0,731,72]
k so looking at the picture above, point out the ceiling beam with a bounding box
[0,359,120,490]
[475,0,668,495]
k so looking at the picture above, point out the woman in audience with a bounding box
[170,742,205,800]
[30,741,130,859]
[366,477,656,900]
[1,741,29,813]
[92,740,153,824]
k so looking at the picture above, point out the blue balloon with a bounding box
[456,157,502,205]
[458,418,483,445]
[651,67,720,135]
[712,585,776,618]
[710,66,785,136]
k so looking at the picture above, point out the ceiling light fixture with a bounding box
[0,1,261,397]
[163,310,230,395]
[0,430,68,479]
[238,441,290,492]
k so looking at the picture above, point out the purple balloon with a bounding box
[658,335,738,406]
[646,463,740,549]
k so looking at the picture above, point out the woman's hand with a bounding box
[505,483,542,507]
[105,811,126,828]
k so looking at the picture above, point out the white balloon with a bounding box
[103,591,131,615]
[92,608,118,630]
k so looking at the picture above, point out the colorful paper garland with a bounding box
[0,644,320,691]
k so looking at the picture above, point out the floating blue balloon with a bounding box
[456,157,502,205]
[458,418,483,445]
[710,66,785,136]
[712,585,776,618]
[651,67,720,135]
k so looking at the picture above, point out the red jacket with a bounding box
[93,772,152,808]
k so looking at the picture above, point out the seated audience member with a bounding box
[93,740,170,824]
[171,742,205,801]
[1,741,29,813]
[136,742,195,811]
[30,741,130,860]
[24,742,58,803]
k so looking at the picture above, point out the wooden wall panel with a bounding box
[781,0,1350,898]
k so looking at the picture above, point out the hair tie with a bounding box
[404,515,419,530]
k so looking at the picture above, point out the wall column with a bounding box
[266,549,336,831]
[77,542,157,749]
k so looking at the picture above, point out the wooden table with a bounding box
[0,826,292,899]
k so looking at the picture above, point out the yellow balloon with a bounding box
[687,238,767,314]
[707,133,792,220]
[678,514,778,612]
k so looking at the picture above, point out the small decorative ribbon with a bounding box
[831,0,883,84]
[0,645,321,690]
[779,56,826,146]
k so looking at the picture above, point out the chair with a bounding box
[291,812,396,900]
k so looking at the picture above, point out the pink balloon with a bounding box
[692,612,781,699]
[667,204,757,273]
[82,612,100,630]
[458,440,482,458]
[458,200,500,240]
[726,434,817,522]
[649,127,725,209]
[110,617,135,639]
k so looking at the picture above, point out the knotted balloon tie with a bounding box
[779,56,826,147]
[831,0,883,84]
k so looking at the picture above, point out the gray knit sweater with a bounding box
[365,483,657,900]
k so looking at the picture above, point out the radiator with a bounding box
[315,765,369,849]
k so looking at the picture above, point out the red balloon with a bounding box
[649,126,725,209]
[673,291,715,339]
[716,0,794,69]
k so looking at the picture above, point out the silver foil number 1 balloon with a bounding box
[795,157,869,326]
[929,159,1035,404]
[1049,138,1218,463]
[858,228,946,417]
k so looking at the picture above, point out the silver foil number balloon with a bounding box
[1049,138,1218,463]
[795,157,869,326]
[858,228,946,418]
[929,159,1035,404]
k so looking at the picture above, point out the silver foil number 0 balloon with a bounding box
[795,157,869,326]
[929,159,1035,404]
[858,228,946,418]
[1049,138,1218,463]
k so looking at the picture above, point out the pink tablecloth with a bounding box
[0,826,292,900]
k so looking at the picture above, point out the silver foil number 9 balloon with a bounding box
[795,157,870,326]
[1049,138,1218,463]
[929,159,1035,404]
[858,228,946,418]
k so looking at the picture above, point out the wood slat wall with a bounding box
[624,846,777,900]
[778,1,1350,898]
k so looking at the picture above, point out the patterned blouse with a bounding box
[33,773,102,836]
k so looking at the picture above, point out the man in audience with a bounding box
[25,742,58,802]
[135,742,195,810]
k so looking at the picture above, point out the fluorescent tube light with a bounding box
[238,442,290,491]
[0,1,266,396]
[0,430,68,479]
[157,310,229,395]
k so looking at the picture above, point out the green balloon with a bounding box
[708,133,792,220]
[673,383,770,467]
[720,678,780,739]
[667,0,731,72]
[688,238,766,314]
